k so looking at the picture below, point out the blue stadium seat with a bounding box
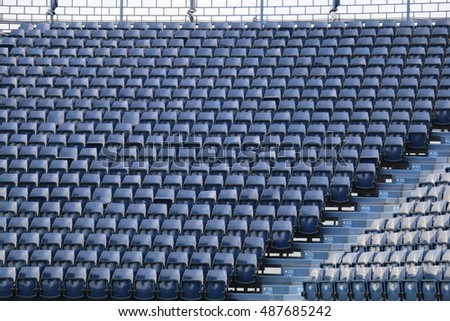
[18,232,40,252]
[355,163,377,190]
[161,219,182,239]
[181,269,204,301]
[205,270,228,300]
[131,268,156,300]
[110,268,134,300]
[421,265,443,301]
[130,234,152,255]
[0,267,16,299]
[303,268,323,301]
[16,266,40,299]
[335,267,355,301]
[143,251,166,274]
[137,219,159,239]
[235,253,258,284]
[298,205,321,235]
[271,221,292,250]
[319,268,340,300]
[63,267,87,299]
[87,267,110,300]
[440,268,450,301]
[385,267,405,301]
[29,249,52,273]
[40,266,64,299]
[121,251,143,273]
[330,176,351,203]
[152,235,174,258]
[6,249,28,269]
[157,269,180,300]
[402,266,423,301]
[182,220,204,242]
[98,251,121,273]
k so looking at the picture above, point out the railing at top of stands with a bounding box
[1,0,450,32]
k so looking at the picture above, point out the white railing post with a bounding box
[120,0,124,21]
[406,0,411,20]
[260,0,264,25]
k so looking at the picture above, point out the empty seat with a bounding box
[271,221,293,250]
[205,270,228,300]
[0,267,16,299]
[235,253,258,284]
[157,269,180,300]
[298,205,320,235]
[180,269,204,301]
[63,267,87,299]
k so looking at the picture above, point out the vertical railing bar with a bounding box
[260,0,264,25]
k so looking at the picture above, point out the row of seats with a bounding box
[0,108,432,129]
[0,266,228,300]
[0,101,439,129]
[2,77,449,98]
[365,213,450,233]
[0,142,400,165]
[0,202,306,238]
[0,238,263,275]
[1,83,447,100]
[321,249,450,267]
[304,265,450,301]
[4,33,448,51]
[3,37,449,55]
[0,220,290,252]
[1,175,342,209]
[354,229,450,251]
[1,58,447,76]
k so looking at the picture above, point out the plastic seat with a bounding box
[205,219,226,242]
[0,267,16,298]
[355,163,376,190]
[186,203,209,224]
[227,211,251,236]
[110,268,134,300]
[333,267,355,301]
[86,267,110,300]
[63,267,87,299]
[18,232,40,253]
[303,268,324,301]
[235,253,258,284]
[317,267,340,300]
[73,218,95,238]
[241,236,264,263]
[330,176,351,203]
[180,269,203,301]
[40,266,64,299]
[205,270,228,300]
[271,221,293,251]
[15,266,40,299]
[150,235,173,259]
[108,234,129,256]
[363,266,388,301]
[75,250,98,274]
[157,269,180,300]
[131,268,156,300]
[420,265,443,301]
[298,205,320,235]
[219,235,242,262]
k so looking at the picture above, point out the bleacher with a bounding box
[0,18,450,300]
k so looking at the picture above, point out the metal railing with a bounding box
[1,0,450,32]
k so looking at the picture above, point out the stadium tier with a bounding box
[0,19,450,300]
